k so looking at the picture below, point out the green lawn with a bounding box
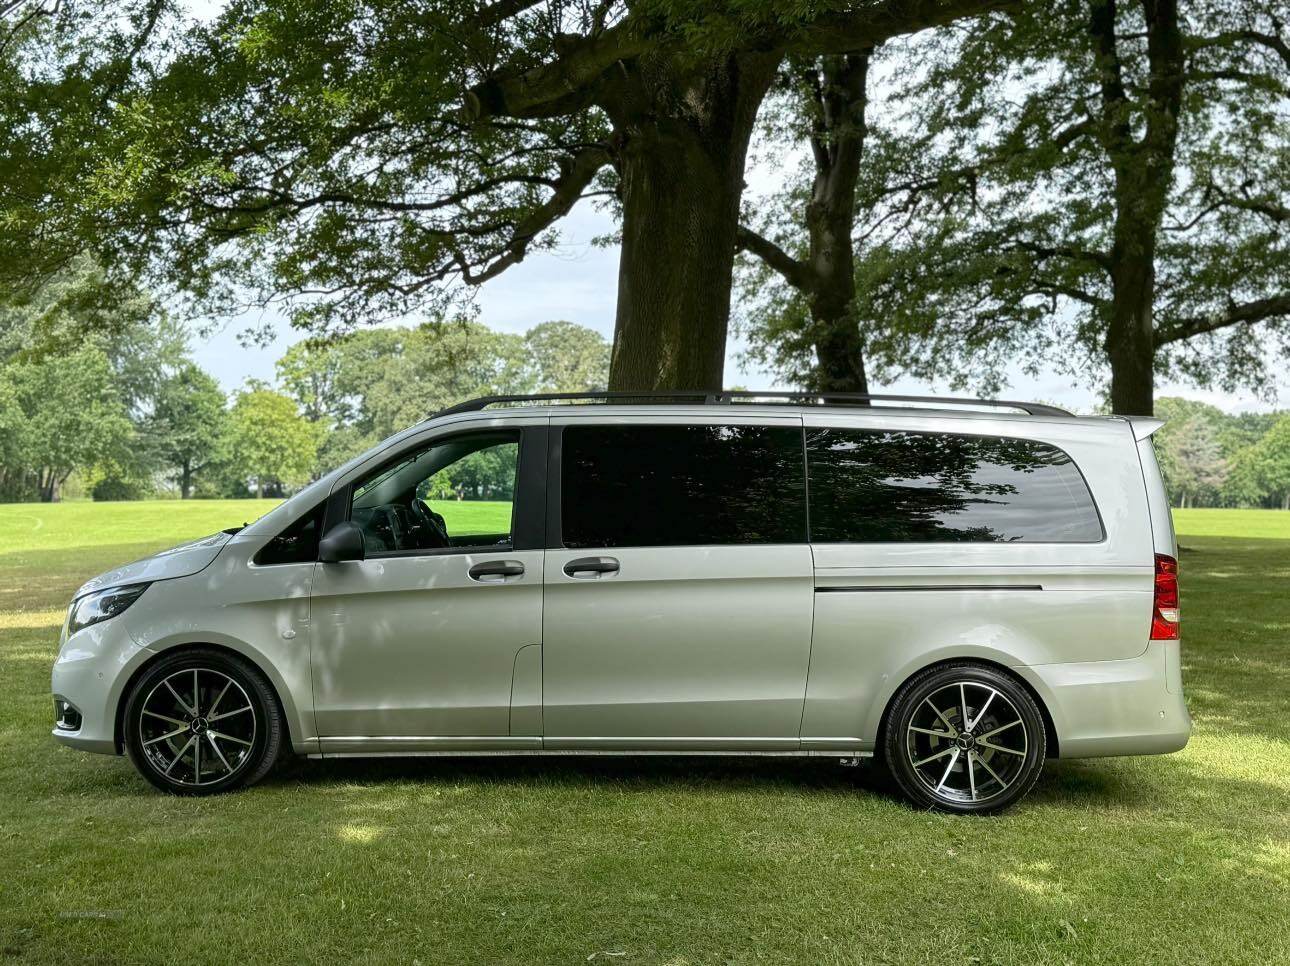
[1,503,1287,964]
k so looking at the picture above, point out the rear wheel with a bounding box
[883,662,1046,814]
[123,649,284,795]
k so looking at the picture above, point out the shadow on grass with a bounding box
[250,750,1171,813]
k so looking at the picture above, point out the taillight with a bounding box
[1151,553,1180,640]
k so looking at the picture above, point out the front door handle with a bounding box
[563,556,620,578]
[468,560,525,582]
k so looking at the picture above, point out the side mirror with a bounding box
[319,521,366,563]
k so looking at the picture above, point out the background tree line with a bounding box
[3,262,1289,508]
[2,1,1284,418]
[0,262,609,502]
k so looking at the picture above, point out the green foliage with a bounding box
[221,388,321,497]
[0,346,136,501]
[1152,397,1290,509]
[91,474,153,502]
[524,320,610,393]
[1,0,612,334]
[277,319,608,476]
[150,364,228,498]
[1228,415,1290,510]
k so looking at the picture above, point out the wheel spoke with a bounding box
[143,709,186,727]
[209,706,253,723]
[909,725,955,739]
[208,729,251,747]
[959,683,970,734]
[975,751,1009,789]
[968,689,996,732]
[144,726,188,746]
[934,749,961,792]
[923,698,958,735]
[194,726,202,780]
[967,751,978,801]
[208,679,233,717]
[977,738,1025,757]
[912,746,956,768]
[977,718,1022,741]
[165,735,196,775]
[206,732,233,772]
[164,679,196,717]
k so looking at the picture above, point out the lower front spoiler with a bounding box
[51,727,118,755]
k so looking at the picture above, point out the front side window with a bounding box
[255,502,325,565]
[350,431,519,554]
[561,423,807,548]
[806,428,1102,543]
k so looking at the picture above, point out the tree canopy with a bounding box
[2,0,1012,393]
[786,0,1290,415]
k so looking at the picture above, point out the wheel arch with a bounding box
[114,641,295,755]
[874,657,1060,759]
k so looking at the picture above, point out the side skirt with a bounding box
[312,736,873,759]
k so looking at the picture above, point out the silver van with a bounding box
[51,392,1189,813]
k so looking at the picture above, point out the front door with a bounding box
[541,418,815,750]
[310,425,545,747]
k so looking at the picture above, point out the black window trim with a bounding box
[548,418,810,551]
[803,424,1107,546]
[315,424,547,561]
[252,499,328,567]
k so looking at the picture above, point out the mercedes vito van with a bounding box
[51,392,1189,813]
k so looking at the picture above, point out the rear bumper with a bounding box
[1019,641,1190,758]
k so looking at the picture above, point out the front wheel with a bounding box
[882,662,1046,814]
[123,648,284,795]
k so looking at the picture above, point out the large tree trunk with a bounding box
[1105,251,1157,416]
[1092,0,1182,417]
[180,461,193,500]
[608,54,779,391]
[809,295,869,393]
[805,54,870,394]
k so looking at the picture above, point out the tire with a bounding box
[123,648,284,795]
[882,662,1046,815]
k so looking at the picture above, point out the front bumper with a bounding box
[1019,641,1191,758]
[50,617,154,755]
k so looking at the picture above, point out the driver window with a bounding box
[349,431,519,555]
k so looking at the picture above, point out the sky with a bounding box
[190,187,1286,417]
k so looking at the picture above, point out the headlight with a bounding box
[67,583,150,636]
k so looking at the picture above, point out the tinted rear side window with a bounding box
[562,424,807,548]
[806,429,1102,543]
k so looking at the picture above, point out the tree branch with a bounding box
[735,225,815,293]
[785,0,1017,55]
[458,145,611,284]
[1156,294,1290,344]
[1188,28,1290,71]
[464,20,649,120]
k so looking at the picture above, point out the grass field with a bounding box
[1,502,1287,964]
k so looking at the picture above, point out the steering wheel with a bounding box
[411,499,451,548]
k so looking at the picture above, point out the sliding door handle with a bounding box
[563,556,620,578]
[468,560,525,582]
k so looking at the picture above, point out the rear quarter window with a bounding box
[561,423,807,548]
[806,428,1103,543]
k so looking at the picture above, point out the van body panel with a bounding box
[542,544,815,742]
[309,549,545,737]
[54,400,1190,800]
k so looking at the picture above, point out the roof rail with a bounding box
[433,390,1072,419]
